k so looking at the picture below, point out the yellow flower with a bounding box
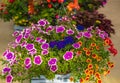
[14,16,19,19]
[86,50,91,56]
[96,20,101,24]
[97,79,102,83]
[91,43,96,47]
[88,63,93,69]
[95,72,101,79]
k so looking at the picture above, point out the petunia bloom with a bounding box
[25,64,32,69]
[50,65,58,72]
[38,19,48,26]
[24,57,31,66]
[6,74,13,83]
[56,26,65,33]
[41,50,49,55]
[15,34,23,43]
[83,32,92,38]
[72,43,81,49]
[66,29,74,35]
[48,58,57,66]
[26,43,35,51]
[5,52,14,61]
[63,51,73,61]
[2,67,11,74]
[41,43,49,49]
[33,55,42,65]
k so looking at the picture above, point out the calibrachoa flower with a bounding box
[5,52,14,61]
[50,65,58,72]
[24,57,31,66]
[49,41,57,48]
[26,43,35,51]
[48,58,57,66]
[56,26,65,33]
[6,74,13,83]
[72,42,81,49]
[41,50,49,55]
[33,55,42,65]
[63,51,73,61]
[66,29,74,35]
[2,67,11,74]
[41,43,49,49]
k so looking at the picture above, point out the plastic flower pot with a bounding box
[31,74,80,83]
[13,25,25,31]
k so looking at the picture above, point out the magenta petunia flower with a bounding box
[33,55,42,65]
[26,44,35,51]
[3,50,9,56]
[72,43,81,49]
[66,29,74,35]
[15,34,23,43]
[36,37,41,42]
[29,49,37,55]
[6,74,13,83]
[99,34,105,39]
[23,33,30,39]
[63,51,73,61]
[25,64,32,69]
[20,41,27,47]
[39,39,46,44]
[50,65,58,72]
[46,26,54,32]
[48,58,57,66]
[2,67,11,74]
[38,19,47,26]
[12,31,19,37]
[83,32,92,38]
[5,52,14,61]
[24,57,31,66]
[76,32,83,39]
[41,43,49,49]
[56,26,65,33]
[41,50,49,55]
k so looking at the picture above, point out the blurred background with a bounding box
[0,0,120,83]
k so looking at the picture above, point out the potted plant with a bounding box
[0,0,117,83]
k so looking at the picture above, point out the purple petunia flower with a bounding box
[66,29,74,35]
[41,50,49,55]
[83,31,92,38]
[33,55,42,65]
[41,43,49,49]
[72,43,81,49]
[6,74,13,83]
[38,19,47,26]
[75,32,83,39]
[87,26,93,32]
[36,37,41,42]
[20,41,27,47]
[39,39,46,44]
[15,34,23,43]
[26,44,35,51]
[2,67,11,74]
[29,49,37,55]
[46,26,54,32]
[24,58,31,66]
[3,50,9,56]
[5,52,14,61]
[48,58,57,66]
[25,64,32,69]
[99,34,105,39]
[50,65,58,72]
[63,51,73,61]
[12,31,19,37]
[56,26,65,33]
